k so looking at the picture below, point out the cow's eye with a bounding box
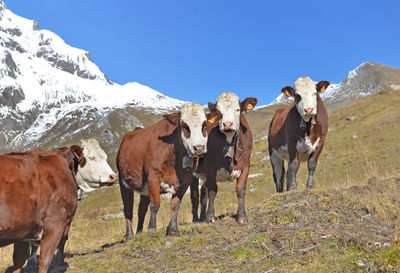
[295,94,301,102]
[182,123,190,133]
[89,156,96,161]
[236,108,240,112]
[202,121,207,137]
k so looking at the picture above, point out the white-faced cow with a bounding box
[27,139,117,271]
[74,139,117,195]
[117,103,220,237]
[190,93,257,223]
[268,77,329,192]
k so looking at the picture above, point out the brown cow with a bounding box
[26,142,116,271]
[268,76,329,192]
[117,103,220,237]
[0,148,82,273]
[191,93,257,223]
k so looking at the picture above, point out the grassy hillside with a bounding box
[1,91,400,272]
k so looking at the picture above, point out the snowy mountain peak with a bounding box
[0,1,184,153]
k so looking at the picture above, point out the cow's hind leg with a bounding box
[119,179,134,240]
[12,241,30,273]
[270,153,285,192]
[25,243,39,273]
[148,171,161,231]
[54,224,72,271]
[190,176,200,222]
[137,194,150,233]
[38,225,65,273]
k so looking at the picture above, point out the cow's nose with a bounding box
[109,173,117,183]
[223,121,233,129]
[194,145,205,154]
[304,108,314,114]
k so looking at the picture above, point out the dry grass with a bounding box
[1,91,400,272]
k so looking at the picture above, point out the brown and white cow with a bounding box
[191,93,257,223]
[117,103,219,237]
[268,77,329,192]
[0,149,80,273]
[26,139,117,271]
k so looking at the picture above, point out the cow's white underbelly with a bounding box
[272,136,320,162]
[194,168,241,183]
[135,181,177,199]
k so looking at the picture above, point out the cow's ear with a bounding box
[163,112,181,126]
[281,86,295,97]
[240,97,258,112]
[70,145,83,160]
[70,145,86,167]
[316,81,330,92]
[207,111,222,125]
[208,102,217,112]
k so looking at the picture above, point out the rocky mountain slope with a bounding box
[0,0,182,155]
[248,62,400,138]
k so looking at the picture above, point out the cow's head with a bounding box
[164,103,219,158]
[282,77,329,122]
[74,139,117,192]
[208,92,257,143]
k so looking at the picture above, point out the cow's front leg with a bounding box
[137,194,150,233]
[199,181,207,221]
[167,173,192,235]
[270,152,285,192]
[236,166,249,224]
[307,158,317,189]
[205,170,218,223]
[287,154,299,191]
[166,195,181,236]
[148,171,160,231]
[190,176,200,222]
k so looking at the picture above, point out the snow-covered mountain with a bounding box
[264,62,400,111]
[0,0,183,155]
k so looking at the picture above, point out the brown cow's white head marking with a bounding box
[282,77,330,122]
[75,139,117,192]
[208,92,257,143]
[180,103,209,157]
[165,103,214,158]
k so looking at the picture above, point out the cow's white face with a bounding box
[75,139,117,192]
[282,77,329,122]
[293,77,318,121]
[215,93,241,143]
[179,103,208,158]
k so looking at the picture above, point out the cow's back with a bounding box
[0,153,77,247]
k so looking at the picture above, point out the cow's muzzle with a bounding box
[221,121,235,131]
[193,145,205,155]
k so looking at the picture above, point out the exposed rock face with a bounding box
[0,0,183,161]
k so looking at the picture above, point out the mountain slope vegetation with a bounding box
[1,90,399,272]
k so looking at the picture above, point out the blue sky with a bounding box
[6,0,400,105]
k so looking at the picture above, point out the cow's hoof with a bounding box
[166,227,180,236]
[57,262,70,272]
[237,217,248,224]
[125,233,133,241]
[205,216,216,223]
